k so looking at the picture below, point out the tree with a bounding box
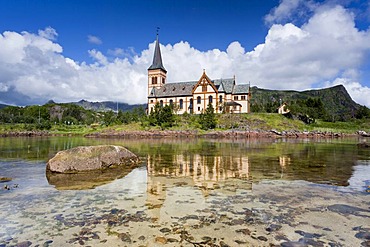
[148,103,175,129]
[103,110,115,126]
[199,103,216,130]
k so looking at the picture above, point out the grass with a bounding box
[0,113,368,135]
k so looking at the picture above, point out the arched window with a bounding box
[169,99,173,106]
[197,96,201,104]
[160,100,163,107]
[219,95,223,103]
[179,99,184,109]
[209,95,213,103]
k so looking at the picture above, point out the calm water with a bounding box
[0,136,369,246]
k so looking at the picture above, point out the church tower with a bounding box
[148,34,167,96]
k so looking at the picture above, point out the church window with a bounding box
[160,100,163,107]
[241,95,246,100]
[234,96,238,100]
[162,78,165,84]
[169,99,173,106]
[150,100,153,103]
[219,95,223,103]
[197,96,201,104]
[179,99,183,109]
[152,77,157,84]
[209,96,213,103]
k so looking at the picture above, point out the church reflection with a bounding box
[146,153,252,218]
[147,153,250,192]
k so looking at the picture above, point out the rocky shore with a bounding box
[0,130,51,137]
[1,129,367,139]
[84,129,360,139]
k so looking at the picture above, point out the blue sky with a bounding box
[0,0,370,107]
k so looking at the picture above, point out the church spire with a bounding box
[148,33,167,72]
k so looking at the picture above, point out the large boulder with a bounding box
[46,145,140,173]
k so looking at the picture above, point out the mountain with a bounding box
[0,103,9,110]
[250,85,360,121]
[72,100,146,112]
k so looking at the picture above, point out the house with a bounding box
[278,102,290,114]
[147,35,251,114]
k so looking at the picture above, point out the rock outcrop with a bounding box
[46,145,140,173]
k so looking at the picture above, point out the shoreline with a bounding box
[0,129,367,139]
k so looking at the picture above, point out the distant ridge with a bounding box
[0,103,9,110]
[250,84,360,120]
[72,100,146,112]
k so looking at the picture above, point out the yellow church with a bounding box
[147,35,251,114]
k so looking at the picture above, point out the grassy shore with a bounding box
[0,113,368,136]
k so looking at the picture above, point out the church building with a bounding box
[147,35,251,114]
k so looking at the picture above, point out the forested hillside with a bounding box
[250,85,368,121]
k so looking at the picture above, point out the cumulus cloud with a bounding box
[38,26,58,40]
[0,4,370,107]
[87,35,102,45]
[264,0,317,25]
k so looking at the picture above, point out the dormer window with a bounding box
[173,87,176,91]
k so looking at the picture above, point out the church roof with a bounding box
[148,36,167,72]
[213,78,235,94]
[233,84,250,94]
[148,81,196,98]
[148,77,249,98]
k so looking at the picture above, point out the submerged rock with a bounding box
[0,177,12,183]
[46,145,140,173]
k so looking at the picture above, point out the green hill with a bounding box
[73,100,146,112]
[250,85,361,121]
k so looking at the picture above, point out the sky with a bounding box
[0,0,370,107]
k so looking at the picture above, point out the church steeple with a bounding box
[148,34,167,72]
[147,33,167,97]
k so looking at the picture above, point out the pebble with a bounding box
[166,238,178,243]
[236,228,251,235]
[159,227,171,233]
[327,204,369,216]
[266,224,282,232]
[281,242,306,247]
[118,233,131,243]
[257,236,268,241]
[16,241,32,247]
[42,240,53,247]
[220,240,230,247]
[356,231,370,240]
[155,236,167,244]
[361,240,370,247]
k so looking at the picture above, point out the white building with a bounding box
[147,35,251,114]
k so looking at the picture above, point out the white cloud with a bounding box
[38,27,58,40]
[0,3,370,108]
[87,35,102,45]
[264,0,317,25]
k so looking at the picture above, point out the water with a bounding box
[0,136,369,246]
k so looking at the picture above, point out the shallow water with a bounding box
[0,136,369,246]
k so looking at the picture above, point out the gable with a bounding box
[192,71,218,94]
